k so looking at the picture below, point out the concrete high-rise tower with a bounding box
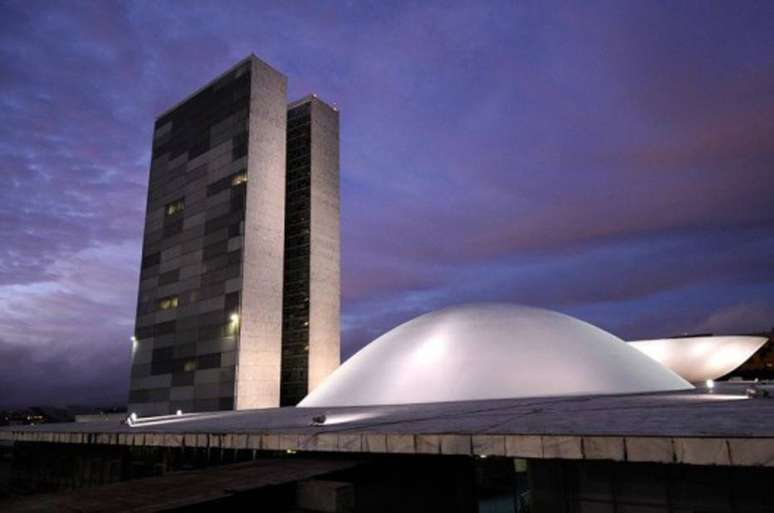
[128,55,339,416]
[281,96,341,406]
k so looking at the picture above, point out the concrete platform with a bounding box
[3,384,774,467]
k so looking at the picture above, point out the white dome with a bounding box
[629,336,768,383]
[299,304,692,407]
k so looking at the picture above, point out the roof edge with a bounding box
[288,94,338,112]
[154,54,287,121]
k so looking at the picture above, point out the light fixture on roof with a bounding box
[311,414,327,426]
[230,313,239,323]
[706,379,715,391]
[176,410,183,416]
[126,412,138,426]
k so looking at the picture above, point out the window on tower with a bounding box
[165,198,185,216]
[159,295,179,310]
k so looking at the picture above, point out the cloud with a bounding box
[0,241,136,408]
[693,304,774,336]
[0,336,129,409]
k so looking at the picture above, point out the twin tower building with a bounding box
[128,55,340,416]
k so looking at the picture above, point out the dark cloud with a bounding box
[1,1,773,407]
[0,336,130,409]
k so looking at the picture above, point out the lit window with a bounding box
[159,296,179,310]
[231,173,247,186]
[165,198,185,216]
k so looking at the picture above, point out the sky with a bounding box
[0,0,773,409]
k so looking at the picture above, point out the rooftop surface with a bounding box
[3,383,774,467]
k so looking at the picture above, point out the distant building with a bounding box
[128,56,339,416]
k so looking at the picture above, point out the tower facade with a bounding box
[281,96,341,406]
[128,56,338,416]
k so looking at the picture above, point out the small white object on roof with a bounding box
[629,336,767,383]
[299,303,692,407]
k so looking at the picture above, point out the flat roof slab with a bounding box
[3,384,774,467]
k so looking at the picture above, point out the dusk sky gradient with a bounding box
[1,1,773,408]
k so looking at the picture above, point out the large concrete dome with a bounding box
[299,304,692,407]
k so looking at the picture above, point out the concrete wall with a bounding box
[308,98,341,393]
[236,57,288,409]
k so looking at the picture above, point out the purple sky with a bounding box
[1,1,773,409]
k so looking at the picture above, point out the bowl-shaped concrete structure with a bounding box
[629,336,768,383]
[299,304,692,407]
